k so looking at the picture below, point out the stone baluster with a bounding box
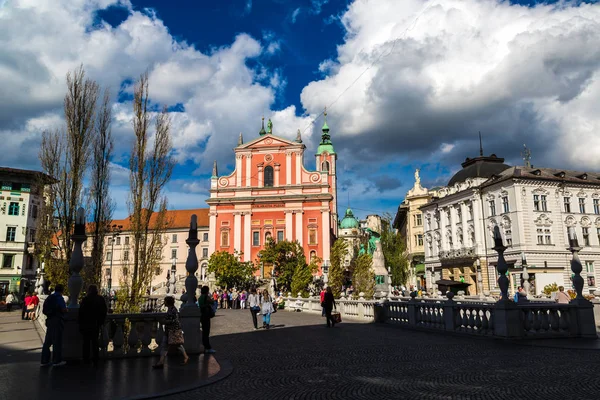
[141,320,152,355]
[184,215,200,307]
[113,319,125,356]
[68,207,87,308]
[128,320,139,355]
[568,227,584,301]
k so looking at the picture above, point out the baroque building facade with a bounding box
[206,117,338,277]
[422,152,600,296]
[0,167,54,298]
[394,169,438,289]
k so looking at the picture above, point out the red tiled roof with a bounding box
[105,208,209,231]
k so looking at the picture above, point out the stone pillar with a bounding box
[258,164,264,188]
[321,208,330,262]
[243,212,252,262]
[443,292,457,331]
[567,231,598,338]
[286,152,292,185]
[208,211,217,256]
[295,151,301,184]
[233,212,242,253]
[274,163,280,187]
[180,215,202,353]
[245,154,252,187]
[285,210,293,241]
[68,207,87,308]
[295,211,303,245]
[235,154,242,187]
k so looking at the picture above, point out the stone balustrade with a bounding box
[282,295,378,321]
[100,313,167,358]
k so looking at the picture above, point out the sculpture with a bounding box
[267,118,273,134]
[415,168,421,186]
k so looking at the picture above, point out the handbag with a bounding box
[332,311,342,323]
[167,328,185,345]
[271,302,277,313]
[27,304,35,311]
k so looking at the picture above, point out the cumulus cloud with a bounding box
[301,0,600,183]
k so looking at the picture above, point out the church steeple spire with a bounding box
[316,107,335,155]
[259,117,266,136]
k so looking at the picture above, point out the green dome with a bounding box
[339,208,359,229]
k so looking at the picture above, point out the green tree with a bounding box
[207,250,257,289]
[380,214,410,287]
[260,239,305,292]
[352,253,375,298]
[291,255,320,298]
[328,239,348,298]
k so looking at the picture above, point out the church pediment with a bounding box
[237,134,303,150]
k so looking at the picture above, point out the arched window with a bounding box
[321,161,330,172]
[265,231,272,243]
[264,165,274,187]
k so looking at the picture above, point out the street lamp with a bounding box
[107,224,122,294]
[521,252,530,297]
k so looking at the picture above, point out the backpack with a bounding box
[513,293,519,303]
[42,294,56,317]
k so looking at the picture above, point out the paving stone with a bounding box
[164,308,600,400]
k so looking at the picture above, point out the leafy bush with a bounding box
[543,282,558,296]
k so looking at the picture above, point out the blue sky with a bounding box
[1,0,600,221]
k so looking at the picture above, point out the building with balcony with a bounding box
[393,169,438,289]
[422,152,600,296]
[92,208,210,294]
[0,167,55,298]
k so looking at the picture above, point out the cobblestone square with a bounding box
[165,309,600,400]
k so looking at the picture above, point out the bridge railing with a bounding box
[100,313,167,358]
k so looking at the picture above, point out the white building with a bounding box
[93,208,211,294]
[422,153,600,296]
[0,167,55,298]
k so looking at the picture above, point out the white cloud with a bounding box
[311,0,329,15]
[300,0,600,173]
[291,8,301,23]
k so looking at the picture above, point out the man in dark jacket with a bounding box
[323,287,337,328]
[78,285,107,365]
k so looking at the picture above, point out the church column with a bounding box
[208,211,217,256]
[286,152,292,185]
[233,212,242,253]
[295,151,301,185]
[321,208,330,262]
[245,154,252,187]
[235,155,242,187]
[243,212,251,262]
[258,165,264,188]
[274,163,280,187]
[285,210,293,241]
[295,210,303,245]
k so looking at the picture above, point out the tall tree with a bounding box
[380,214,410,287]
[126,71,174,309]
[328,239,348,298]
[87,89,114,288]
[291,255,320,298]
[38,65,99,290]
[352,253,375,298]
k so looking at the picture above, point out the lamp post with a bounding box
[166,269,171,294]
[521,252,530,297]
[107,224,122,294]
[322,260,330,284]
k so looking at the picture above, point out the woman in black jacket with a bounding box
[323,287,337,328]
[78,285,107,365]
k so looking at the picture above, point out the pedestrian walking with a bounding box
[240,290,247,310]
[323,287,337,328]
[28,293,39,320]
[22,292,31,320]
[78,285,107,365]
[153,296,189,369]
[260,291,274,329]
[41,284,68,366]
[221,291,228,309]
[248,287,260,330]
[320,288,326,317]
[198,285,216,354]
[514,286,528,303]
[5,292,15,312]
[555,286,570,304]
